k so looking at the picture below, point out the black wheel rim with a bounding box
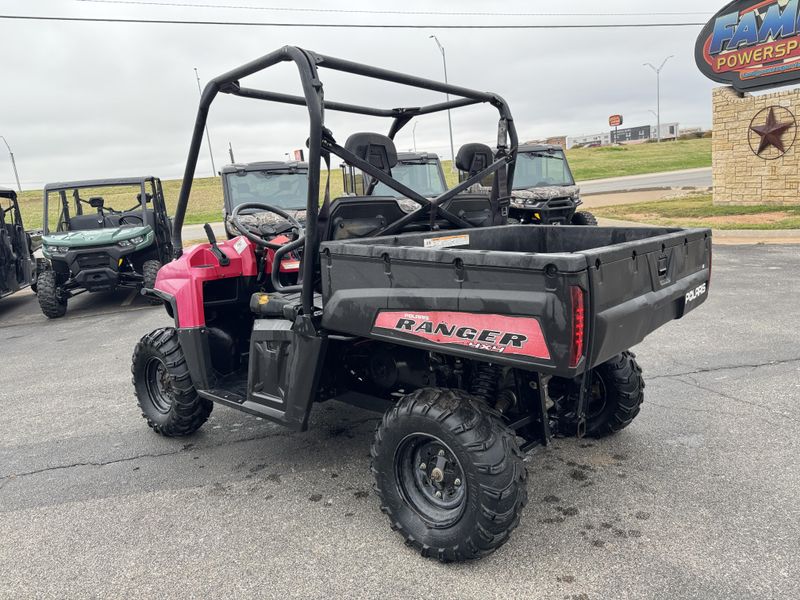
[395,434,466,528]
[585,374,608,420]
[144,356,174,414]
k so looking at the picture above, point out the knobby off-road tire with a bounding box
[37,270,67,318]
[131,327,212,436]
[371,388,528,562]
[555,351,645,438]
[142,259,163,305]
[571,210,598,226]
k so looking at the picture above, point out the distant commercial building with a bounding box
[567,122,680,147]
[566,132,611,149]
[524,136,568,148]
[653,122,680,141]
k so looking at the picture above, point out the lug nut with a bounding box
[419,463,427,471]
[438,449,445,456]
[435,491,443,499]
[454,478,462,487]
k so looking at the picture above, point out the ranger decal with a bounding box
[372,311,551,359]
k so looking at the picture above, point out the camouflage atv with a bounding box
[508,144,596,226]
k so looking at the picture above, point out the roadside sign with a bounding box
[695,0,800,92]
[609,114,623,127]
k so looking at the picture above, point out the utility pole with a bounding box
[429,35,456,172]
[194,68,217,175]
[643,56,673,143]
[0,136,22,192]
[412,122,418,152]
[647,109,659,139]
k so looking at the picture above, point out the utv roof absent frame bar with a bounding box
[44,177,160,192]
[173,46,519,317]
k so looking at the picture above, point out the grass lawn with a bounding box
[565,138,711,180]
[592,194,800,230]
[14,138,711,230]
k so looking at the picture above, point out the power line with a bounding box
[75,0,712,18]
[0,14,707,28]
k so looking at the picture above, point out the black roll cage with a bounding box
[173,46,519,317]
[0,188,22,227]
[42,177,166,235]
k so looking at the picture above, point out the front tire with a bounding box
[37,270,67,318]
[142,259,162,304]
[571,211,598,226]
[131,327,212,436]
[371,388,527,562]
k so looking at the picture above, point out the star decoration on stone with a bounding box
[749,107,794,155]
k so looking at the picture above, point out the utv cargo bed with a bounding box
[320,224,711,377]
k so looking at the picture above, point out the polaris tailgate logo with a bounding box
[696,0,800,91]
[685,283,708,303]
[372,311,551,359]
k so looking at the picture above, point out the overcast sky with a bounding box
[0,0,727,188]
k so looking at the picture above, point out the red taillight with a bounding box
[707,242,712,289]
[570,286,585,368]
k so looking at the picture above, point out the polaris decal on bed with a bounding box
[685,282,708,303]
[372,311,550,359]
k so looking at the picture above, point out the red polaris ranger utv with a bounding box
[132,47,712,562]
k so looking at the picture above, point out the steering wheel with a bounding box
[120,214,143,225]
[230,202,304,250]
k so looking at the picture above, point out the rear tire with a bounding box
[371,388,527,562]
[553,351,645,438]
[142,259,162,304]
[131,327,212,436]
[571,211,598,226]
[37,270,67,318]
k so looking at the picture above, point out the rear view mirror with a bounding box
[89,196,104,209]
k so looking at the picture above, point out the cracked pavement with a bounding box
[1,245,798,599]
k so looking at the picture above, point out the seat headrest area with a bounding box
[344,132,398,174]
[455,143,494,176]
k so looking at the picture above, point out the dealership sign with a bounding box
[695,0,800,91]
[609,114,623,127]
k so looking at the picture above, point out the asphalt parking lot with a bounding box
[1,244,798,599]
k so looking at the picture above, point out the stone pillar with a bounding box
[712,86,799,205]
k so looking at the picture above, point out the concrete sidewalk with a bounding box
[597,217,800,245]
[582,189,678,208]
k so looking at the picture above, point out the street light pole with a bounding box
[643,56,674,143]
[194,68,217,176]
[429,35,456,172]
[412,122,418,152]
[0,136,22,192]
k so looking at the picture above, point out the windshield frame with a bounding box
[222,168,309,214]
